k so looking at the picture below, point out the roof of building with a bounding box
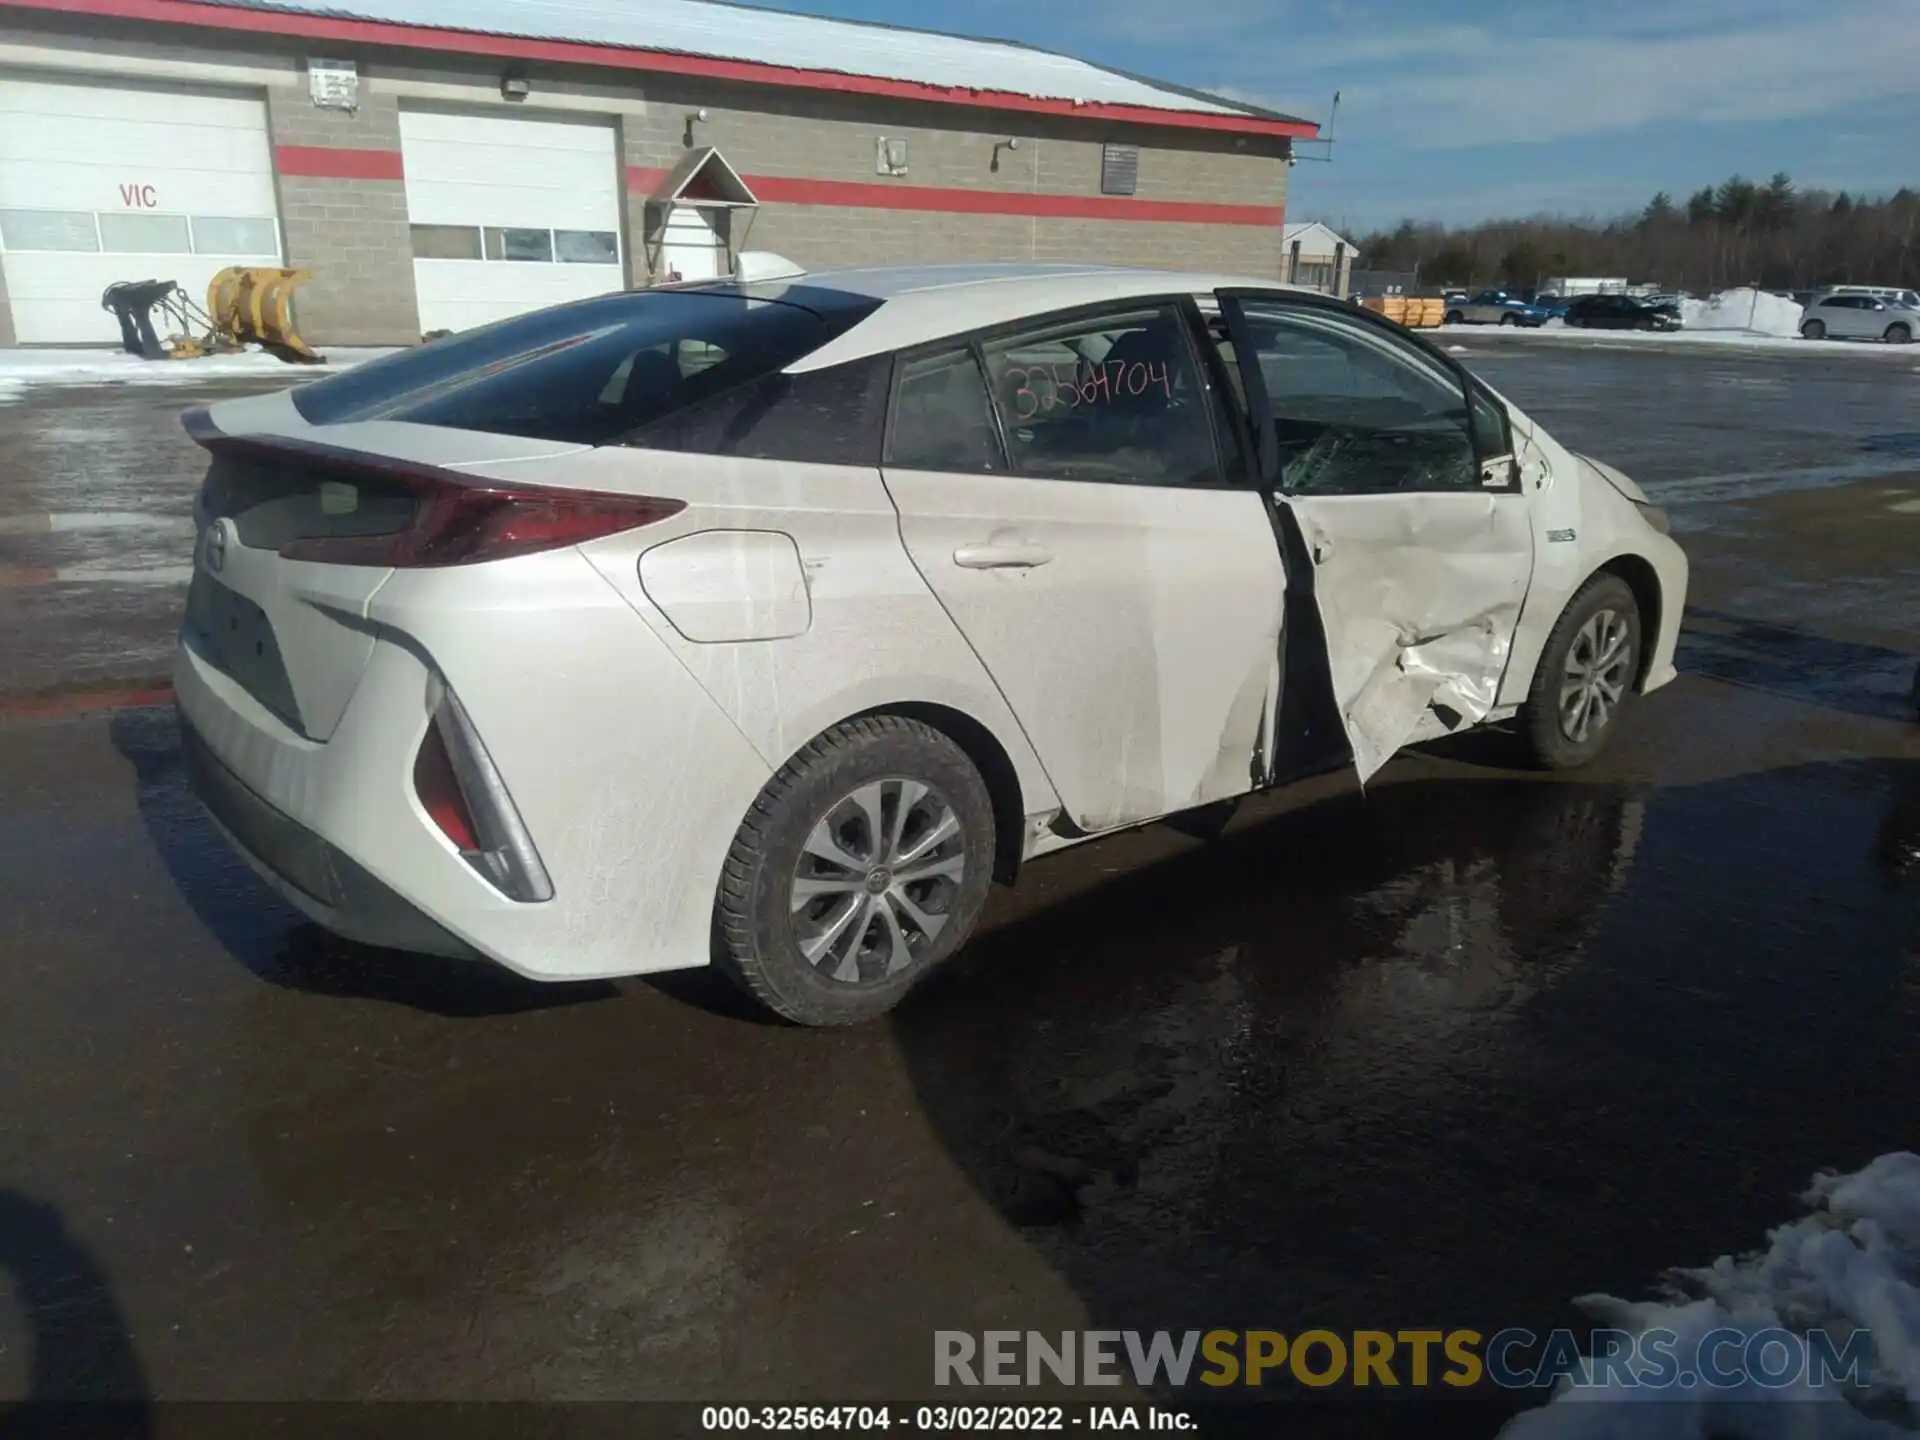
[95,0,1314,133]
[1282,221,1351,252]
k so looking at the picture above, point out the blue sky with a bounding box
[754,0,1920,233]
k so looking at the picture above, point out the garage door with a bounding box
[0,76,282,345]
[401,110,624,335]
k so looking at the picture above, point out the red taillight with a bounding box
[413,721,479,850]
[186,426,683,569]
[278,483,684,568]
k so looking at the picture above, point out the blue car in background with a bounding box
[1445,290,1550,326]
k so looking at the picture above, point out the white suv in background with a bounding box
[1800,288,1920,343]
[175,262,1687,1024]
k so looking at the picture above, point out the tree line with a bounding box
[1354,174,1920,294]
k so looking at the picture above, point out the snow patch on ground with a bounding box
[1679,288,1807,337]
[0,347,393,404]
[1500,1152,1920,1439]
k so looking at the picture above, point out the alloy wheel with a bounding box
[1559,609,1634,744]
[788,778,966,984]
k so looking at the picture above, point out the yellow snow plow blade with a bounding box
[206,266,324,364]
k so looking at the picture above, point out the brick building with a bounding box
[0,0,1316,347]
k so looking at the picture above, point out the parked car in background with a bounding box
[1563,295,1685,331]
[1799,291,1918,343]
[1446,291,1550,327]
[172,260,1687,1025]
[1536,295,1580,320]
[1809,285,1920,310]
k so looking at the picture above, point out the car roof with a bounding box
[767,263,1319,372]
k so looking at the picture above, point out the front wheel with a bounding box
[1886,323,1914,345]
[713,716,996,1025]
[1518,575,1643,770]
[1802,319,1827,341]
[1500,313,1520,327]
[1445,310,1465,325]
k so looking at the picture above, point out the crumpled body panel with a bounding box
[1287,491,1536,781]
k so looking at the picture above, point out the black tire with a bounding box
[1518,574,1644,770]
[1802,319,1826,341]
[1500,312,1520,327]
[713,715,996,1026]
[1445,310,1464,325]
[1886,323,1913,345]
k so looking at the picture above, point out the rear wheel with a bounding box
[1519,575,1643,770]
[1445,310,1464,325]
[1886,323,1913,344]
[713,716,996,1026]
[1802,319,1827,341]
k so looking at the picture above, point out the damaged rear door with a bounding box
[1217,291,1535,781]
[883,299,1284,835]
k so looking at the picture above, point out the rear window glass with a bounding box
[289,287,881,445]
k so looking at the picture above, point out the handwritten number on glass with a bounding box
[1007,361,1173,420]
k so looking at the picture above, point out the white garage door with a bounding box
[401,110,624,335]
[0,77,282,345]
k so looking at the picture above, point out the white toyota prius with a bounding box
[176,261,1687,1024]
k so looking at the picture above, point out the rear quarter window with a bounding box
[622,356,893,468]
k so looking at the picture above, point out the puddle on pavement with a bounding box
[891,754,1920,1344]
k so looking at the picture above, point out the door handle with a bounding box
[953,541,1054,569]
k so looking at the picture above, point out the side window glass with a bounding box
[888,348,1003,473]
[977,304,1220,487]
[1236,304,1477,494]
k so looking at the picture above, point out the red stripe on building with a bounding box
[2,0,1318,139]
[275,144,405,180]
[628,168,1283,227]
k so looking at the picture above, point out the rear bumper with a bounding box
[180,712,477,958]
[172,548,778,981]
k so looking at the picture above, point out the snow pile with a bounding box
[1501,1152,1920,1439]
[0,347,391,404]
[1678,288,1806,337]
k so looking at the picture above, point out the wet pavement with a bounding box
[0,349,1915,1432]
